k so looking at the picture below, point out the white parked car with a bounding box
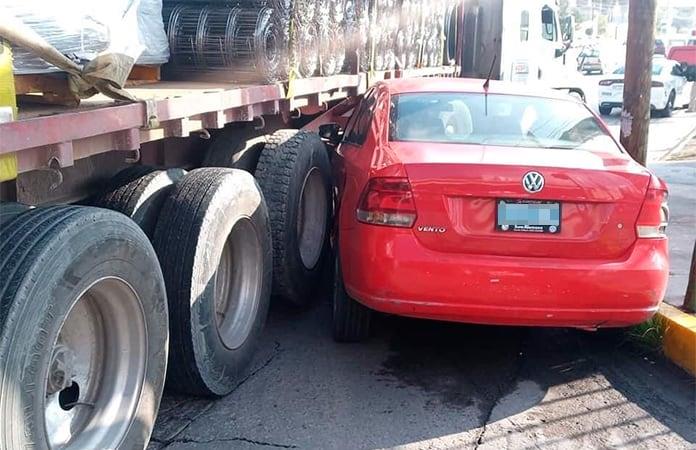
[598,57,688,117]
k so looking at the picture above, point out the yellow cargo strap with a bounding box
[0,152,17,182]
[0,40,17,182]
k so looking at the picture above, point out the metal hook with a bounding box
[253,115,266,130]
[46,157,64,191]
[290,108,302,119]
[125,148,141,164]
[199,129,212,140]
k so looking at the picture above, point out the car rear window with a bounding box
[613,63,663,75]
[389,92,621,153]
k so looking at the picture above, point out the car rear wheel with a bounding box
[153,168,272,397]
[599,105,613,116]
[332,256,371,343]
[658,90,675,118]
[255,130,332,308]
[0,206,168,449]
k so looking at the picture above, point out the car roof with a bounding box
[377,77,576,102]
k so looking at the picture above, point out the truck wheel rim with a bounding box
[44,277,147,449]
[214,218,262,350]
[297,168,327,270]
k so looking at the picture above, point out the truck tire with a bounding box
[333,255,371,342]
[202,125,268,173]
[0,201,31,227]
[88,168,186,238]
[0,206,168,450]
[255,130,332,307]
[264,129,299,151]
[153,168,272,397]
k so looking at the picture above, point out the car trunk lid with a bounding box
[397,142,651,260]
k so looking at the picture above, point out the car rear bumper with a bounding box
[581,63,602,71]
[340,226,669,329]
[599,101,662,111]
[599,87,666,110]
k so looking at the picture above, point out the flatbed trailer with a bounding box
[0,63,457,449]
[1,66,456,180]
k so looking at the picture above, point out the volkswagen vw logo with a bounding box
[522,171,545,193]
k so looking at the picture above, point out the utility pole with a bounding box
[620,0,657,166]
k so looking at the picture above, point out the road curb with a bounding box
[657,303,696,376]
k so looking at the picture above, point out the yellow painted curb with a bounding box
[657,303,696,376]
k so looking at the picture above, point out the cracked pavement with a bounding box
[149,296,696,450]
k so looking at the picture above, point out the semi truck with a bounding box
[461,0,585,99]
[0,0,579,448]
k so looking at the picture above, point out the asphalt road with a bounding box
[149,294,696,450]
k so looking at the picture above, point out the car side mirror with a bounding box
[318,123,342,145]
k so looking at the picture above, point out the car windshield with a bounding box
[580,49,599,57]
[614,63,663,75]
[389,92,621,152]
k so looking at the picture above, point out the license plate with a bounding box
[496,199,561,234]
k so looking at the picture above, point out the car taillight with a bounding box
[599,80,614,86]
[357,177,417,228]
[651,81,664,87]
[636,177,669,238]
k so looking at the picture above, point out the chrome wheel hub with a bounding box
[297,168,327,270]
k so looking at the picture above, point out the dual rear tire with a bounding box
[96,166,274,397]
[0,125,333,446]
[152,168,272,396]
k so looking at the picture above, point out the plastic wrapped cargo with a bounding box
[0,0,169,74]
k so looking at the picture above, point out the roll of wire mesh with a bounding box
[317,0,347,76]
[315,0,332,29]
[443,1,458,65]
[234,7,285,80]
[331,0,347,74]
[167,4,287,82]
[296,23,319,77]
[373,0,397,71]
[164,0,453,81]
[294,0,316,24]
[356,0,371,71]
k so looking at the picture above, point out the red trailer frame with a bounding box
[0,67,458,178]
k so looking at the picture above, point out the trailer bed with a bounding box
[0,67,458,176]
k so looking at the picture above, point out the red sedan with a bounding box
[330,78,669,342]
